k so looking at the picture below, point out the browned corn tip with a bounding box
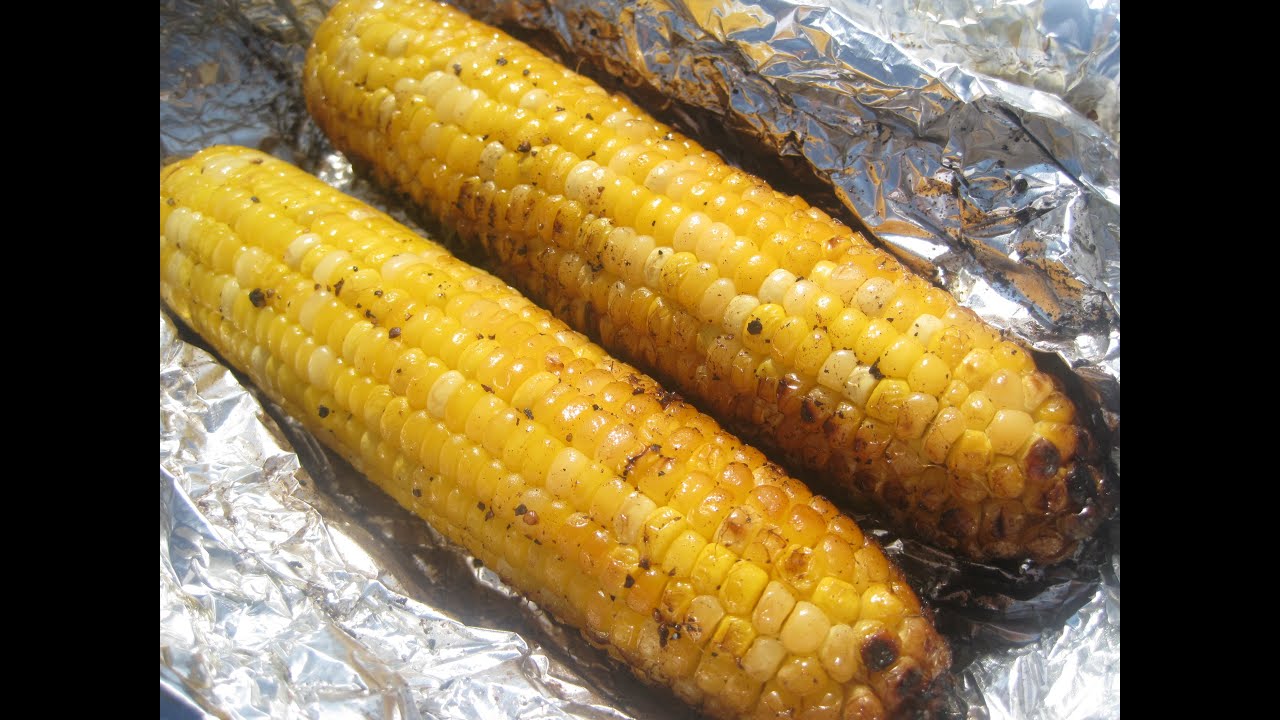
[160,145,950,720]
[302,0,1112,566]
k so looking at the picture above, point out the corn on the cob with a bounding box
[160,146,949,719]
[302,0,1110,565]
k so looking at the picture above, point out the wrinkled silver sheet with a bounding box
[159,0,1119,718]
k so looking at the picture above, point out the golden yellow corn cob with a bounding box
[160,146,949,719]
[302,0,1110,565]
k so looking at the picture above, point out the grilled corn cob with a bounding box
[302,0,1110,564]
[160,146,949,719]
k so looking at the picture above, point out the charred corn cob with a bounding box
[160,146,949,719]
[302,0,1111,565]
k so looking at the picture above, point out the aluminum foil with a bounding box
[160,0,1119,718]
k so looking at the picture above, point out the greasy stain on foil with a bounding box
[159,1,1119,718]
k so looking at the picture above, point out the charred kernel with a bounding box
[1024,437,1062,481]
[861,632,900,672]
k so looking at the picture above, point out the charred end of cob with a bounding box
[301,0,1113,566]
[160,146,950,719]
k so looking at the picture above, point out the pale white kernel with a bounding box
[672,211,710,253]
[782,279,819,318]
[163,207,194,246]
[564,160,605,206]
[779,601,830,655]
[477,141,507,181]
[378,93,398,128]
[742,637,788,682]
[426,370,466,419]
[643,247,673,289]
[392,77,420,95]
[308,345,337,388]
[606,145,642,177]
[698,278,738,325]
[857,277,895,315]
[234,246,268,287]
[908,313,944,346]
[385,28,415,57]
[825,264,867,303]
[695,222,735,263]
[621,234,657,285]
[380,253,423,283]
[518,87,552,111]
[722,295,761,336]
[219,278,242,317]
[417,70,455,99]
[643,160,679,194]
[312,250,353,286]
[752,581,797,636]
[602,109,636,128]
[250,345,269,375]
[617,119,654,141]
[284,233,321,269]
[201,155,250,183]
[615,493,659,545]
[757,268,797,305]
[818,350,858,392]
[546,447,589,500]
[298,291,329,333]
[685,595,726,643]
[844,366,878,406]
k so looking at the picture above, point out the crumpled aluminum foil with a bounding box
[159,0,1119,718]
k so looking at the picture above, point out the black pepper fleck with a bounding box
[389,327,402,339]
[248,289,266,308]
[318,405,330,418]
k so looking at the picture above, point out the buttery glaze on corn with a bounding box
[302,0,1109,565]
[160,146,949,720]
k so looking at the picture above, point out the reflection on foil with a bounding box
[159,0,1119,718]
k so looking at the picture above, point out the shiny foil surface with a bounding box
[159,0,1119,718]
